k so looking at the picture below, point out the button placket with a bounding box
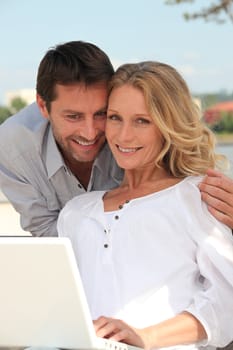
[102,208,123,262]
[103,228,110,249]
[102,227,112,264]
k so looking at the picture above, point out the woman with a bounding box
[58,61,233,350]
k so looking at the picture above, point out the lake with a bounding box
[216,144,233,178]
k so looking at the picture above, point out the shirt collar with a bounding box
[44,126,66,178]
[92,142,109,173]
[93,142,124,184]
[44,128,123,184]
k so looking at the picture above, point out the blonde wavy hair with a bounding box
[108,61,224,177]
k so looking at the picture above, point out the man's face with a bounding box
[37,83,108,167]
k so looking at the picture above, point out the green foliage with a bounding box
[197,94,219,110]
[10,97,27,114]
[207,112,233,133]
[194,91,233,110]
[0,96,27,124]
[0,106,12,124]
[217,112,233,132]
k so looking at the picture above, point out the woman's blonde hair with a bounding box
[109,61,224,177]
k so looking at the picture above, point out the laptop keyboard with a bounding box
[104,338,134,350]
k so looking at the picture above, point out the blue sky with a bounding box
[0,0,233,104]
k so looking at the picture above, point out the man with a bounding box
[0,40,232,237]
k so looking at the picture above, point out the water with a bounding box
[216,144,233,178]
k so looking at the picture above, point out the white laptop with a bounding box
[0,237,141,350]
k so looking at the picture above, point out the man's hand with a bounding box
[199,169,233,229]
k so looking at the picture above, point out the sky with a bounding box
[0,0,233,105]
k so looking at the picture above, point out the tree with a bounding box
[0,97,27,124]
[165,0,233,23]
[10,97,27,114]
[217,112,233,132]
[0,106,11,124]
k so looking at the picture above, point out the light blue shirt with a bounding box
[0,103,123,237]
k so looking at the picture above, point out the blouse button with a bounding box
[114,215,119,220]
[104,244,108,248]
[78,184,82,189]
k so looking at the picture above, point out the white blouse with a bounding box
[57,176,233,349]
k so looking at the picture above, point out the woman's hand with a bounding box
[93,312,206,350]
[199,169,233,229]
[93,316,149,349]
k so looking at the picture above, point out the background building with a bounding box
[5,88,36,106]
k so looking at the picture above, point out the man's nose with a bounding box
[80,119,98,140]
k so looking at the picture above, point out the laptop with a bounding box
[0,237,141,350]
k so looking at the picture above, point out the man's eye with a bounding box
[95,111,107,119]
[66,114,80,120]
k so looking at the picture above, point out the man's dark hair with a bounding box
[36,40,114,110]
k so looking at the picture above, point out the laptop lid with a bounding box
[0,237,139,350]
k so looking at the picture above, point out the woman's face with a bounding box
[106,84,164,171]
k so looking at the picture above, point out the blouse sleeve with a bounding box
[179,178,233,347]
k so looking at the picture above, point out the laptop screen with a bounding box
[0,237,98,349]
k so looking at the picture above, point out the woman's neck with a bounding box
[122,166,169,190]
[103,166,182,212]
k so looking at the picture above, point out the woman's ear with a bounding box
[36,94,49,119]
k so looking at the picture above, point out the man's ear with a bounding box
[36,94,49,119]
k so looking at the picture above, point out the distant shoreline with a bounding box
[215,134,233,145]
[217,142,233,146]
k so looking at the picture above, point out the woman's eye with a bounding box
[107,114,121,121]
[136,118,151,124]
